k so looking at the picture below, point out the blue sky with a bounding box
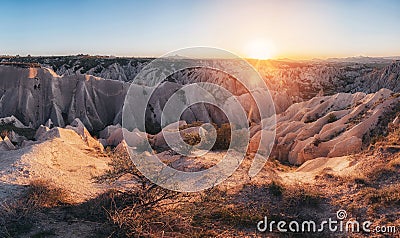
[0,0,399,59]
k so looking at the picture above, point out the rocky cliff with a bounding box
[1,58,399,165]
[0,65,129,131]
[2,56,399,108]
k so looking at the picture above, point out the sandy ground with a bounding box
[0,127,374,238]
[278,156,358,185]
[0,129,110,203]
[0,134,359,203]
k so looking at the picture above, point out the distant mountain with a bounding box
[325,56,400,63]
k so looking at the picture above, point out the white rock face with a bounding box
[45,119,53,128]
[99,125,148,149]
[0,65,129,131]
[45,57,400,96]
[37,125,104,152]
[66,118,84,135]
[8,131,27,144]
[265,88,400,164]
[3,57,400,115]
[1,61,399,166]
[0,136,16,150]
[104,127,125,146]
[99,124,121,139]
[0,66,275,133]
[2,59,399,135]
[34,125,50,140]
[123,128,148,149]
[258,60,400,100]
[359,61,400,93]
[36,127,71,141]
[327,136,362,157]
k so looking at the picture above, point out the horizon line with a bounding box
[1,54,400,61]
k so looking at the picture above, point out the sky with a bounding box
[0,0,399,59]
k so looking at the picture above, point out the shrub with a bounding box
[327,113,338,123]
[96,151,187,236]
[284,187,323,208]
[268,181,284,196]
[213,123,232,150]
[179,122,246,151]
[313,138,322,146]
[0,123,36,140]
[24,179,69,208]
[364,185,400,206]
[304,115,317,123]
[183,132,201,146]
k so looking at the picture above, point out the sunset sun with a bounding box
[245,39,275,60]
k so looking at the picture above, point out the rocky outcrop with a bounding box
[66,118,104,152]
[0,136,16,151]
[355,61,400,93]
[265,89,400,164]
[7,131,27,144]
[1,59,399,165]
[2,57,399,120]
[0,65,277,133]
[0,65,129,131]
[0,125,110,203]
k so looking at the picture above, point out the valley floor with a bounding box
[0,125,399,237]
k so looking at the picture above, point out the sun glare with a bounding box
[245,39,275,60]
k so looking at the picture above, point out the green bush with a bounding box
[213,123,232,150]
[178,122,249,151]
[183,132,201,146]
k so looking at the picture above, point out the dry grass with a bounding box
[267,181,284,196]
[95,151,329,236]
[24,179,70,208]
[96,151,192,237]
[95,145,335,237]
[317,123,400,232]
[0,179,70,237]
[363,185,400,207]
